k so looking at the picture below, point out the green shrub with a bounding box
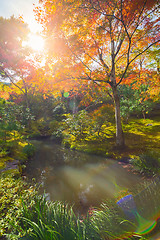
[89,104,115,136]
[29,118,50,137]
[22,144,35,158]
[119,83,156,121]
[130,151,160,176]
[0,148,9,157]
[0,171,37,239]
[64,111,92,141]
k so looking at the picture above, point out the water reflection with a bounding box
[26,140,142,213]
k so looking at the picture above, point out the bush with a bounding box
[64,111,91,141]
[0,171,37,238]
[0,148,9,157]
[119,83,156,121]
[64,105,115,143]
[89,104,115,138]
[49,120,65,140]
[130,151,160,176]
[22,144,35,158]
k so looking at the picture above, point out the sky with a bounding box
[0,0,42,33]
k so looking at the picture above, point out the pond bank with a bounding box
[1,137,160,239]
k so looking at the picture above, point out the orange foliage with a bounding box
[34,0,159,89]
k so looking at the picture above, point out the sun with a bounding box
[24,33,45,52]
[28,33,44,51]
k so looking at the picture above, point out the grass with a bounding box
[8,176,160,240]
[11,195,100,240]
[91,201,135,239]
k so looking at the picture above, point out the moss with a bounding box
[0,159,6,170]
[62,116,160,159]
[123,117,160,156]
[0,156,15,170]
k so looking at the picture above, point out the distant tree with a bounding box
[0,98,22,142]
[119,83,156,121]
[0,16,31,107]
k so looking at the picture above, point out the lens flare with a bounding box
[63,92,69,98]
[135,213,157,235]
[23,33,44,52]
[117,193,158,236]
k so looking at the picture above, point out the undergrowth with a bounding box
[0,171,37,238]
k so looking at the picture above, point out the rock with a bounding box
[118,157,130,163]
[1,160,19,172]
[146,123,153,126]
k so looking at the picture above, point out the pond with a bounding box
[25,139,143,214]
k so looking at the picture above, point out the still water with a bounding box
[25,140,142,213]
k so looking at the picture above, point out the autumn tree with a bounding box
[36,0,160,147]
[0,16,29,74]
[0,16,35,109]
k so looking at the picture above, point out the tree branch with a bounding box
[97,47,110,75]
[0,66,25,95]
[61,30,92,76]
[115,37,125,58]
[131,0,147,37]
[117,39,160,86]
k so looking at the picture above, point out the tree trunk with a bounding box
[109,23,125,148]
[112,86,125,148]
[142,110,145,120]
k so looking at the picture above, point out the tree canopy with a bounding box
[35,0,160,147]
